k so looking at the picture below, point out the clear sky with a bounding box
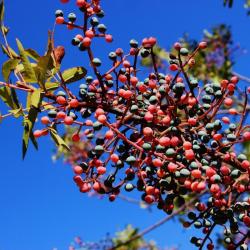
[0,1,249,250]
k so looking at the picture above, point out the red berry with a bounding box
[69,99,79,108]
[97,166,106,175]
[105,34,113,43]
[169,64,178,71]
[143,127,153,137]
[33,130,42,138]
[159,137,171,147]
[73,165,83,175]
[56,111,66,119]
[110,154,119,163]
[41,116,50,125]
[152,158,163,168]
[56,16,64,24]
[64,116,74,125]
[145,195,154,204]
[185,149,195,160]
[97,114,107,124]
[198,41,207,49]
[85,29,95,38]
[82,37,92,47]
[243,131,250,141]
[72,133,80,142]
[56,96,67,105]
[191,169,202,179]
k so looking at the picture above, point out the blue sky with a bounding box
[0,1,249,250]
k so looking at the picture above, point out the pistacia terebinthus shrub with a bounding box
[0,0,249,249]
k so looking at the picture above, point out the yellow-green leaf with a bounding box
[44,81,59,91]
[0,86,19,109]
[9,106,24,118]
[62,66,87,84]
[2,58,20,82]
[34,34,55,89]
[1,44,19,58]
[16,39,37,83]
[31,88,42,108]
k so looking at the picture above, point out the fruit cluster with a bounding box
[14,0,250,249]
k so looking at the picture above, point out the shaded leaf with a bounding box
[34,33,55,89]
[0,86,18,109]
[0,0,4,24]
[2,58,19,82]
[62,66,87,84]
[16,39,37,83]
[25,49,40,61]
[10,87,20,108]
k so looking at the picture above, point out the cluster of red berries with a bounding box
[32,0,250,249]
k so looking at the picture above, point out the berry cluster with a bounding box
[5,0,250,249]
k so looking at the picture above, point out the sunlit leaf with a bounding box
[44,81,60,91]
[9,106,24,118]
[16,39,37,83]
[62,66,87,84]
[30,88,42,108]
[34,33,55,89]
[0,86,19,109]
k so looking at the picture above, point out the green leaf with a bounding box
[49,128,70,151]
[30,88,42,108]
[62,66,87,84]
[0,0,4,24]
[2,58,20,82]
[22,107,39,158]
[16,39,37,83]
[34,33,55,89]
[0,86,18,109]
[44,81,59,91]
[25,49,40,61]
[30,132,38,150]
[10,87,20,109]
